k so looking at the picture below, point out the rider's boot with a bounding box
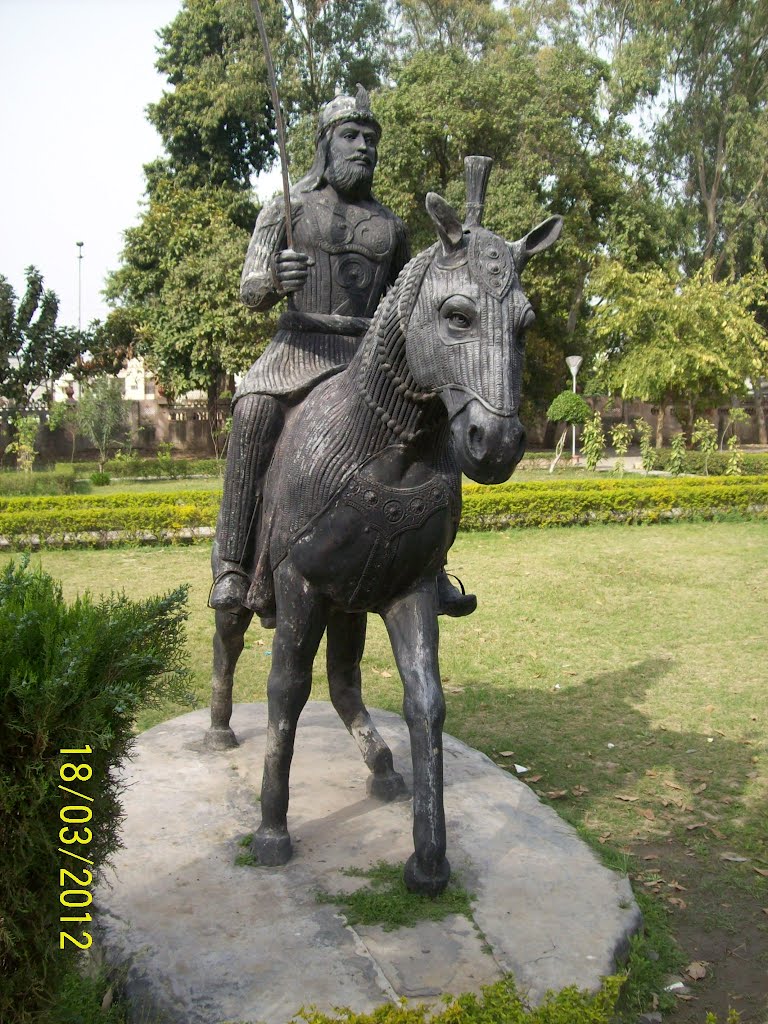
[437,569,477,617]
[210,559,252,611]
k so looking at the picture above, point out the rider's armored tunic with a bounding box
[236,187,410,400]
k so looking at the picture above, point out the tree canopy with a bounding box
[0,267,80,406]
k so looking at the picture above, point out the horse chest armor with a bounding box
[295,200,395,317]
[340,476,451,541]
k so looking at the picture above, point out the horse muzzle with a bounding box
[449,398,526,483]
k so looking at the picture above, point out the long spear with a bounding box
[251,0,294,250]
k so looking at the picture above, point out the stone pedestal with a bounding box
[95,703,641,1023]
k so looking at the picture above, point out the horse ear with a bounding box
[510,216,563,270]
[426,192,464,255]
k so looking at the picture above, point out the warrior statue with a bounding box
[210,85,475,621]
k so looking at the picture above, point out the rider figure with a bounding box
[210,86,475,620]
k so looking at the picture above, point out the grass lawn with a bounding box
[6,521,767,1022]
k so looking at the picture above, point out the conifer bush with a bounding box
[0,559,190,1023]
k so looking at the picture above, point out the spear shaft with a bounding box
[251,0,294,249]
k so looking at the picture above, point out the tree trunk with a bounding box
[755,381,768,446]
[655,403,666,448]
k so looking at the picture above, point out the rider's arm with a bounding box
[388,217,412,287]
[240,196,288,311]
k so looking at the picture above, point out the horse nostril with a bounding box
[468,423,485,459]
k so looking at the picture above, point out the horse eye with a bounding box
[448,312,471,329]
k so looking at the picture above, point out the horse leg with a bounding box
[381,579,450,896]
[326,609,406,802]
[205,605,254,750]
[250,563,326,866]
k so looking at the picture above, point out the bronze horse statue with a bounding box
[206,158,562,895]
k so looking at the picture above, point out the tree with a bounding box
[105,181,275,405]
[586,259,768,445]
[0,267,80,405]
[392,0,507,57]
[76,376,129,472]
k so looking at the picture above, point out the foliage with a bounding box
[75,377,128,472]
[67,456,223,479]
[691,417,718,476]
[725,435,744,477]
[90,471,111,487]
[581,412,605,472]
[609,422,632,475]
[297,974,625,1024]
[0,558,189,1022]
[719,406,750,450]
[0,490,222,549]
[459,476,768,529]
[105,180,269,402]
[0,469,76,497]
[5,414,40,472]
[587,260,768,439]
[634,418,655,474]
[0,267,81,405]
[653,448,768,477]
[668,434,686,476]
[2,477,767,549]
[546,391,590,425]
[314,860,474,931]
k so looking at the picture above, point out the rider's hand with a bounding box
[271,249,315,294]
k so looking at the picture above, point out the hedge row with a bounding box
[61,457,223,479]
[0,469,77,496]
[0,491,221,548]
[1,477,767,548]
[651,449,768,475]
[461,475,768,528]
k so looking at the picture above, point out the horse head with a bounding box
[404,158,562,484]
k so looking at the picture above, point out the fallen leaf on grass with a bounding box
[720,852,749,863]
[686,823,707,831]
[668,881,687,891]
[668,897,687,909]
[598,833,611,844]
[498,750,515,757]
[615,794,639,802]
[572,784,589,796]
[686,962,707,981]
[643,854,659,861]
[526,774,543,783]
[380,670,392,678]
[692,783,708,794]
[753,867,768,878]
[545,789,568,799]
[762,908,768,916]
[664,781,683,791]
[638,808,656,820]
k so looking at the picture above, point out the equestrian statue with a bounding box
[206,85,562,896]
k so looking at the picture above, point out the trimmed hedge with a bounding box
[0,477,766,548]
[61,457,222,479]
[461,476,768,529]
[652,449,768,475]
[0,468,77,497]
[0,559,189,1023]
[0,490,221,547]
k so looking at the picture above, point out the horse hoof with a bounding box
[250,828,292,866]
[403,852,450,896]
[366,771,407,802]
[204,726,239,751]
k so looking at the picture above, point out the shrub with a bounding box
[0,559,190,1023]
[298,974,624,1023]
[654,449,768,476]
[460,476,768,529]
[581,413,605,472]
[0,469,76,497]
[89,471,111,486]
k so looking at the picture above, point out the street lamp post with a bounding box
[565,355,583,459]
[76,241,84,332]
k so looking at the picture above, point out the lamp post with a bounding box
[76,241,84,332]
[566,355,583,459]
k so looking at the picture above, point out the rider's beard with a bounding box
[325,152,374,199]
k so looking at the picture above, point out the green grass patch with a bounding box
[315,861,474,931]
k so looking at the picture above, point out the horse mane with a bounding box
[351,246,443,444]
